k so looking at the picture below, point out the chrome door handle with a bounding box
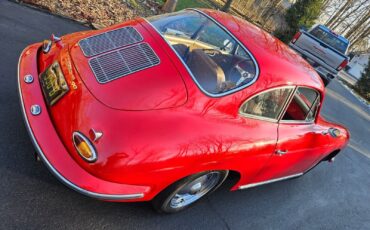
[275,150,288,156]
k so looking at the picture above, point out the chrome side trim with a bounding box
[17,49,144,200]
[144,9,260,98]
[238,173,303,190]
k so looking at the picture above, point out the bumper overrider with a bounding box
[18,44,150,201]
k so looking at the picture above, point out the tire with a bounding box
[152,170,228,213]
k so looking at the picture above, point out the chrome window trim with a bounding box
[238,86,295,123]
[145,9,260,98]
[278,86,321,124]
[17,48,144,200]
[279,120,315,125]
[239,173,303,190]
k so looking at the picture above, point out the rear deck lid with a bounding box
[69,20,187,111]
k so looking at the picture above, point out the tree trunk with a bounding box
[326,0,353,27]
[222,0,234,12]
[261,0,284,27]
[345,10,370,38]
[349,27,370,50]
[162,0,178,13]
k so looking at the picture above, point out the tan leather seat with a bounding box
[186,49,225,93]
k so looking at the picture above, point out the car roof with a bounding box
[196,9,325,93]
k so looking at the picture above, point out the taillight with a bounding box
[291,32,302,43]
[337,59,348,71]
[73,132,98,162]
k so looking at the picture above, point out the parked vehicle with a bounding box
[289,24,350,86]
[18,9,349,213]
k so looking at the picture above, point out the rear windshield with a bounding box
[309,26,348,54]
[148,10,258,96]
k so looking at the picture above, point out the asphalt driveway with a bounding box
[0,1,369,229]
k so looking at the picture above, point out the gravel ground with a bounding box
[17,0,163,28]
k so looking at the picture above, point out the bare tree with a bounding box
[345,11,370,38]
[325,0,353,27]
[330,0,366,30]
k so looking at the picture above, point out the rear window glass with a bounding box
[148,11,258,96]
[309,26,348,54]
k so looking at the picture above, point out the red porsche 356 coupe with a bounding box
[18,9,349,213]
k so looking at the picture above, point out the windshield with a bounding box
[148,10,258,96]
[309,26,349,54]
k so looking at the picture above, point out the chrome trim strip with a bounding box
[238,173,303,190]
[278,86,321,124]
[17,48,144,200]
[144,9,260,98]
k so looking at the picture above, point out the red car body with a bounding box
[18,9,349,203]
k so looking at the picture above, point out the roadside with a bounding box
[337,71,370,107]
[322,79,370,159]
[14,0,165,28]
[13,0,218,29]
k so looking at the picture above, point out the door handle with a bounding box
[275,150,288,156]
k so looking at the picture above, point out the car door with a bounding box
[238,86,295,183]
[251,86,328,182]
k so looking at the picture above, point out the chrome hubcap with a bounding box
[169,172,221,209]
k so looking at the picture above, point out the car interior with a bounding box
[168,36,256,94]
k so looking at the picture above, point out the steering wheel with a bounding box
[228,59,254,86]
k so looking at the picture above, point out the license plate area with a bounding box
[39,62,69,105]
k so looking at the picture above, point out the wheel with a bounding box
[152,170,228,213]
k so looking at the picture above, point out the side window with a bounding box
[282,87,320,122]
[240,88,293,120]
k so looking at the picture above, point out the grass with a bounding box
[175,0,215,11]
